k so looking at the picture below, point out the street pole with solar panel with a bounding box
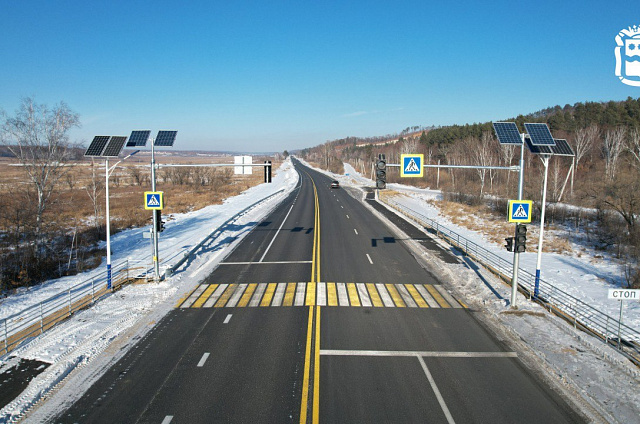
[127,130,177,282]
[84,135,138,290]
[492,122,526,308]
[522,124,576,299]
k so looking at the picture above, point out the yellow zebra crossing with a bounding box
[178,283,466,309]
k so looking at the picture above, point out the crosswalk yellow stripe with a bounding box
[283,282,296,306]
[385,284,406,307]
[237,284,257,307]
[346,283,361,307]
[327,282,338,306]
[193,284,218,308]
[405,284,428,308]
[306,282,316,306]
[214,284,236,307]
[261,283,277,306]
[425,284,450,308]
[366,283,384,307]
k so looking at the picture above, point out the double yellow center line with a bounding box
[301,172,321,424]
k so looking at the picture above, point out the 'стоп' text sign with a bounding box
[608,289,640,300]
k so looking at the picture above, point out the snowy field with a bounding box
[1,157,640,423]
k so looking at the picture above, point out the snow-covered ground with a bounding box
[2,157,640,423]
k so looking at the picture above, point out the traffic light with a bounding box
[505,237,514,252]
[515,224,527,252]
[376,154,386,189]
[155,209,165,233]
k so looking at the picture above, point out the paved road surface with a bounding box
[56,159,583,423]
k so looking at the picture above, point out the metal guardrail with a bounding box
[2,260,132,357]
[380,193,640,366]
[1,188,288,359]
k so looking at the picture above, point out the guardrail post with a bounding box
[91,278,95,303]
[126,259,129,282]
[4,319,8,354]
[605,316,609,344]
[40,302,44,334]
[68,286,72,317]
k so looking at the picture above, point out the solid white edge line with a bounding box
[224,314,232,324]
[197,352,210,367]
[259,201,296,262]
[162,416,174,424]
[366,253,373,264]
[418,356,456,424]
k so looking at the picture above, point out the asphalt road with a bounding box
[55,159,584,423]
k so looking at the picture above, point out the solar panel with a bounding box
[85,136,110,156]
[551,139,575,157]
[102,136,127,157]
[127,130,150,147]
[493,122,523,145]
[154,130,177,147]
[524,123,556,146]
[524,136,553,155]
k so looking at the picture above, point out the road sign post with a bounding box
[608,289,640,349]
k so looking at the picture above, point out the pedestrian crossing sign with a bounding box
[508,200,532,223]
[400,154,424,178]
[144,191,164,210]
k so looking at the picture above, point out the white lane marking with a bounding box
[197,352,210,367]
[272,283,287,306]
[162,415,174,424]
[317,282,327,306]
[366,254,373,264]
[415,284,440,308]
[220,261,312,265]
[354,229,358,235]
[376,283,395,307]
[259,202,296,262]
[294,283,306,306]
[336,283,349,306]
[341,205,344,209]
[397,284,417,307]
[203,284,229,308]
[226,284,246,307]
[419,356,456,424]
[319,350,517,357]
[249,284,267,307]
[346,214,350,219]
[223,314,232,324]
[181,285,207,308]
[357,283,372,307]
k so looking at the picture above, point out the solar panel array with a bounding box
[102,136,128,157]
[551,139,575,157]
[524,136,553,155]
[493,122,523,145]
[154,130,177,147]
[84,136,111,156]
[127,130,151,147]
[524,123,556,146]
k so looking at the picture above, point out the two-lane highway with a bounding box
[55,159,584,423]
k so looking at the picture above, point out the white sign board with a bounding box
[234,155,253,175]
[608,289,640,300]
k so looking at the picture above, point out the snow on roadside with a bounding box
[0,159,299,422]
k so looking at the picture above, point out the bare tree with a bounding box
[573,124,598,171]
[466,132,496,197]
[399,137,419,156]
[627,127,640,170]
[603,126,626,182]
[1,97,80,244]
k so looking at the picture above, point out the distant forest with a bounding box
[301,96,640,288]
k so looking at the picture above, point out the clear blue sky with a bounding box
[1,1,640,152]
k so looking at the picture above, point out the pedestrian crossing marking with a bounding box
[385,284,406,307]
[237,283,257,307]
[347,283,361,307]
[366,283,384,307]
[177,283,466,309]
